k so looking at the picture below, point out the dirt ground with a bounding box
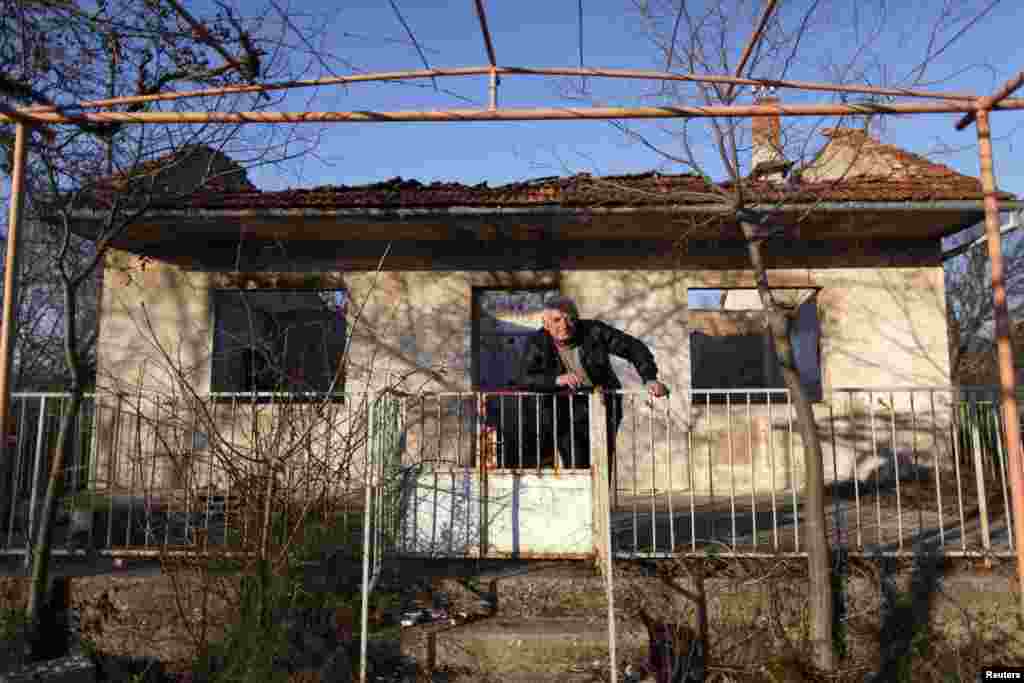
[4,555,1023,682]
[72,567,245,679]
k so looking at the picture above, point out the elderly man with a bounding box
[514,296,668,471]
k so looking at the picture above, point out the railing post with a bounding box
[360,397,378,683]
[589,390,617,683]
[25,396,48,563]
[968,393,992,552]
[478,392,488,557]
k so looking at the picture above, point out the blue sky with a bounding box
[235,0,1024,199]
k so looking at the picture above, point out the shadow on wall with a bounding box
[98,253,211,397]
[395,465,594,558]
[821,268,950,386]
[88,258,960,516]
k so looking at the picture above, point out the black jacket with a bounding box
[516,319,659,391]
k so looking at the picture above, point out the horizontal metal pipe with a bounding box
[8,385,1024,401]
[10,100,1024,126]
[0,548,1013,560]
[19,66,986,115]
[615,551,1017,559]
[0,103,53,137]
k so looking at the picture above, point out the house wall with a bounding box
[92,252,214,492]
[339,266,952,496]
[97,251,213,395]
[93,249,952,497]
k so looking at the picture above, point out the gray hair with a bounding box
[542,295,580,322]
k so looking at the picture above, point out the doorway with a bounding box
[472,288,558,390]
[472,288,559,468]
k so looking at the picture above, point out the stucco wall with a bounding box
[93,251,212,491]
[97,251,212,395]
[94,256,951,496]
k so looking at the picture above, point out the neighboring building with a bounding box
[953,318,1024,386]
[75,123,1014,503]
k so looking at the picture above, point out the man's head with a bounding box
[542,296,580,345]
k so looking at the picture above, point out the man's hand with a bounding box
[647,381,669,398]
[556,373,585,390]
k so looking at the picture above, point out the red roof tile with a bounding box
[92,132,1013,212]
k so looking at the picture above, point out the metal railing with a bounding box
[605,386,1016,558]
[369,386,1018,558]
[0,391,401,561]
[0,386,1016,559]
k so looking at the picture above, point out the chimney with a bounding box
[751,96,787,180]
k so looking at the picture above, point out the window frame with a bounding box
[209,287,348,401]
[687,287,823,403]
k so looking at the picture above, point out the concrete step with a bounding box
[404,616,649,676]
[490,672,624,682]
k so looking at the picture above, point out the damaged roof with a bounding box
[92,126,1011,212]
[131,168,1003,211]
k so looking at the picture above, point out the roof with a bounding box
[89,127,1010,212]
[72,128,1021,263]
[91,145,257,198]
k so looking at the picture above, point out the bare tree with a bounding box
[0,220,98,390]
[569,0,1010,671]
[945,215,1024,384]
[0,0,355,659]
[104,244,426,679]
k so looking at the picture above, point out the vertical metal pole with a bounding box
[688,393,696,553]
[589,392,616,683]
[748,393,755,551]
[849,391,862,550]
[631,394,638,551]
[649,396,656,552]
[950,389,968,553]
[518,393,523,469]
[890,394,904,552]
[666,396,675,552]
[0,123,27,531]
[870,392,883,548]
[489,69,498,111]
[5,398,24,548]
[26,396,47,560]
[726,392,736,551]
[768,392,778,551]
[976,108,1024,606]
[360,399,376,683]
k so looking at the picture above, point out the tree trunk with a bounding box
[25,278,83,660]
[741,220,834,672]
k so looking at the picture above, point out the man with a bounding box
[514,296,669,471]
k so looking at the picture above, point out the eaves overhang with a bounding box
[68,199,1024,257]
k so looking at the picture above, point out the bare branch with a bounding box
[388,0,438,91]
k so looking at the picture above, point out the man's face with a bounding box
[544,309,575,343]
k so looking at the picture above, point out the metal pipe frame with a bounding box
[9,99,1024,126]
[975,108,1024,612]
[15,66,995,116]
[0,123,27,534]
